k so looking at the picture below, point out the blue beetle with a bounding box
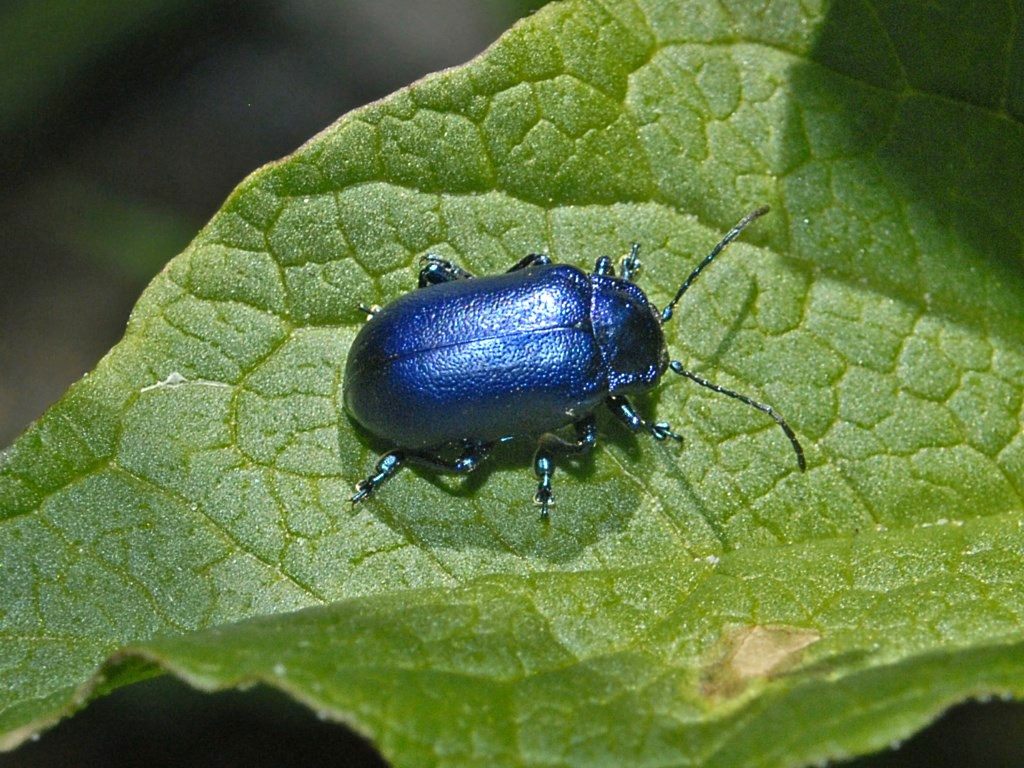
[344,207,805,517]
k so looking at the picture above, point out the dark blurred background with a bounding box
[0,0,534,448]
[2,1,1022,765]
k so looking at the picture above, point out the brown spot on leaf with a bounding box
[703,625,821,699]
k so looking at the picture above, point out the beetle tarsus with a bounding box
[618,242,642,282]
[606,396,682,443]
[351,451,406,505]
[531,416,597,519]
[534,480,554,519]
[351,442,496,508]
[358,303,381,318]
[649,421,682,442]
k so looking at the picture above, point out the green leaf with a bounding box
[3,0,1023,765]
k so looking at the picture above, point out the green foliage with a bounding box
[2,0,1023,765]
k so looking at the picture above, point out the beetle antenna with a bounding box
[661,206,770,324]
[668,361,806,471]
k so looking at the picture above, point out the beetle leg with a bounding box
[532,415,598,519]
[617,243,642,282]
[606,395,683,442]
[419,254,475,287]
[507,253,552,272]
[593,256,615,277]
[405,439,495,475]
[351,440,495,506]
[594,244,641,280]
[358,303,382,319]
[351,450,406,504]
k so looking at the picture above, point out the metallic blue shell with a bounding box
[343,263,666,449]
